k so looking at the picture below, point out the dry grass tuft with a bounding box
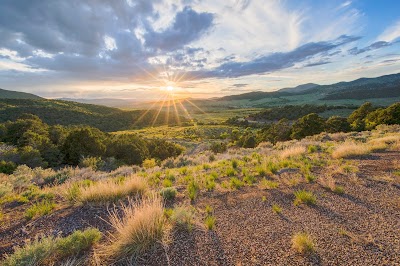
[79,175,147,204]
[331,142,370,159]
[279,146,307,159]
[291,232,315,254]
[99,195,168,262]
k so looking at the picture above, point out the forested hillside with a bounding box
[0,99,186,131]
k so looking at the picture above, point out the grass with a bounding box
[25,200,55,220]
[331,142,371,159]
[78,175,147,204]
[229,177,244,189]
[294,190,317,206]
[205,215,216,230]
[2,228,101,266]
[259,178,279,189]
[272,204,282,214]
[291,232,315,254]
[188,180,200,201]
[102,196,167,262]
[280,146,306,159]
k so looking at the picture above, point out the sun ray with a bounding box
[151,95,168,127]
[132,94,165,127]
[171,96,181,126]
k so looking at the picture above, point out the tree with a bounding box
[258,119,292,144]
[291,113,325,139]
[325,116,351,133]
[62,127,107,165]
[348,102,374,131]
[106,134,149,165]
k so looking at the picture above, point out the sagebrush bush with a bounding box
[159,187,177,200]
[2,228,101,266]
[25,200,55,220]
[170,206,194,231]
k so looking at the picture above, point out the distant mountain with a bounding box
[213,73,400,106]
[0,88,42,99]
[59,98,137,108]
[279,83,319,93]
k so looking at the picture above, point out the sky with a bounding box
[0,0,400,100]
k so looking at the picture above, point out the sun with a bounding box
[166,86,174,91]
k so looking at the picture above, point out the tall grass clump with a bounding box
[101,196,167,262]
[291,232,315,254]
[2,228,101,266]
[331,142,370,159]
[294,190,317,206]
[280,146,306,159]
[187,180,200,201]
[79,175,147,204]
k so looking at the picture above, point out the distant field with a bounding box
[113,124,242,141]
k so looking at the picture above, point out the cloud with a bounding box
[348,41,392,55]
[378,20,400,42]
[145,7,214,52]
[189,35,360,78]
[304,61,331,67]
[232,83,248,88]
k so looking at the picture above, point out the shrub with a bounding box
[294,190,316,206]
[142,158,157,169]
[291,232,315,254]
[243,174,256,185]
[0,161,17,174]
[305,173,317,183]
[25,200,55,220]
[169,206,194,231]
[229,177,244,189]
[205,215,216,230]
[2,228,101,266]
[272,204,282,214]
[331,142,370,159]
[79,176,147,204]
[102,196,167,261]
[159,187,177,200]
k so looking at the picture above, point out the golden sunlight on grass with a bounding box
[331,141,371,159]
[98,195,167,262]
[279,145,307,159]
[79,175,147,204]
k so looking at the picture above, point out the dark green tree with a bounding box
[291,113,325,139]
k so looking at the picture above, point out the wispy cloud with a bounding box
[378,20,400,42]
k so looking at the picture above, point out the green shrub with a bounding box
[226,168,236,177]
[291,232,315,254]
[0,161,17,174]
[25,200,55,220]
[170,206,194,231]
[2,228,101,266]
[159,187,177,200]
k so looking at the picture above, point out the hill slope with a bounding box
[0,99,186,131]
[0,88,42,99]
